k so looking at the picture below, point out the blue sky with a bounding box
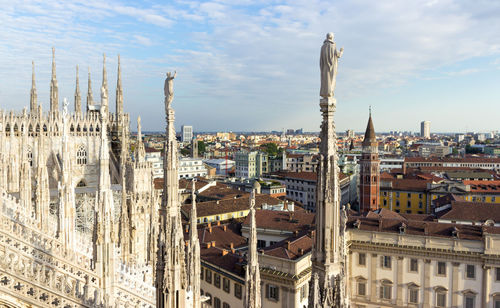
[1,0,500,133]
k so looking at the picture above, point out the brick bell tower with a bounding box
[358,108,380,213]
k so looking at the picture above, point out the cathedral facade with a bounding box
[0,50,158,307]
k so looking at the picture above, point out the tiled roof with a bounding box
[242,209,315,233]
[380,178,431,191]
[436,201,500,223]
[181,194,283,218]
[462,180,500,193]
[405,157,500,163]
[262,234,313,260]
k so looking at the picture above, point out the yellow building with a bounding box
[379,179,430,214]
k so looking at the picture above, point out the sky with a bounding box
[1,0,500,133]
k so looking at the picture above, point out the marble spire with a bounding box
[156,71,187,308]
[58,98,76,250]
[35,125,50,232]
[93,93,117,305]
[187,179,201,308]
[50,47,59,115]
[116,54,123,115]
[74,65,82,115]
[308,33,347,308]
[30,61,37,113]
[135,116,146,163]
[19,122,31,212]
[101,54,108,113]
[87,67,94,111]
[244,189,261,308]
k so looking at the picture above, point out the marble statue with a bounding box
[164,71,177,110]
[320,32,343,98]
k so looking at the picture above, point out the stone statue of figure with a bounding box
[62,98,69,117]
[164,71,177,110]
[320,32,343,98]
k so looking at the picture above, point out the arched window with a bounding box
[356,276,367,296]
[77,145,87,165]
[379,279,392,300]
[27,146,33,167]
[407,283,419,304]
[77,179,86,187]
[434,286,447,307]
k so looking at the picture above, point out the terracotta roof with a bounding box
[242,209,315,233]
[436,201,500,223]
[193,222,247,250]
[381,178,431,191]
[405,157,500,163]
[431,193,463,207]
[181,194,283,218]
[262,234,313,260]
[197,183,248,200]
[272,171,317,181]
[462,180,500,193]
[200,246,245,277]
[153,177,214,190]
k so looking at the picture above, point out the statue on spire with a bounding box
[320,33,343,98]
[164,71,176,111]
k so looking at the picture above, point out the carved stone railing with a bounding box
[115,261,155,307]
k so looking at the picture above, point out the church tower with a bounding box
[358,109,380,213]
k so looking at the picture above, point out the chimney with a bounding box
[230,242,234,249]
[223,225,227,232]
[185,240,189,247]
[211,240,216,247]
[283,200,288,210]
[206,242,211,249]
[286,241,291,250]
[293,230,299,237]
[310,230,316,239]
[222,249,228,256]
[208,225,212,233]
[299,248,304,255]
[185,225,189,233]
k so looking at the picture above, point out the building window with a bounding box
[379,280,392,300]
[496,268,500,281]
[206,293,212,306]
[223,278,230,293]
[77,145,88,165]
[494,296,500,308]
[223,303,230,308]
[418,201,423,208]
[214,297,221,308]
[396,192,400,198]
[464,294,475,308]
[380,256,391,269]
[407,193,411,198]
[418,193,423,199]
[234,283,242,299]
[383,199,387,206]
[437,262,446,276]
[409,286,419,304]
[200,267,204,280]
[407,200,411,208]
[358,253,366,266]
[300,283,308,300]
[466,265,475,279]
[266,284,279,301]
[410,259,418,272]
[214,273,221,288]
[205,269,212,283]
[435,287,447,307]
[357,278,367,296]
[396,200,400,207]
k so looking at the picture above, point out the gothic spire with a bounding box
[74,65,82,115]
[156,71,187,308]
[309,33,347,308]
[135,116,146,163]
[87,67,94,111]
[49,47,59,115]
[116,54,123,115]
[30,61,37,113]
[100,54,109,114]
[187,179,201,307]
[35,127,50,232]
[244,189,261,308]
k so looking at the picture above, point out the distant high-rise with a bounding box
[181,125,193,142]
[420,120,430,139]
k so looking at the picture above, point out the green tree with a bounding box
[198,141,206,155]
[261,143,280,156]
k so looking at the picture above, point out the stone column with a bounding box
[396,256,404,306]
[370,253,378,303]
[482,266,490,308]
[452,262,459,307]
[423,259,431,307]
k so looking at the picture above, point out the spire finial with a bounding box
[51,47,56,79]
[369,105,372,117]
[30,60,37,112]
[75,65,81,115]
[32,60,35,85]
[116,54,123,115]
[87,66,93,110]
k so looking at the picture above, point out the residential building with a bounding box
[420,120,430,138]
[181,124,193,142]
[204,158,235,175]
[234,150,268,178]
[403,156,500,172]
[145,147,163,178]
[179,157,208,179]
[285,153,318,172]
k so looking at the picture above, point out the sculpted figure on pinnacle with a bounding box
[320,32,343,98]
[164,71,177,110]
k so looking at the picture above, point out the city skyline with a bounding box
[1,1,500,133]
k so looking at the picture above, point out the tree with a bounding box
[261,143,280,156]
[198,141,206,155]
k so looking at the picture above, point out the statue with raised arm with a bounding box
[320,32,343,98]
[164,71,177,111]
[62,98,69,118]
